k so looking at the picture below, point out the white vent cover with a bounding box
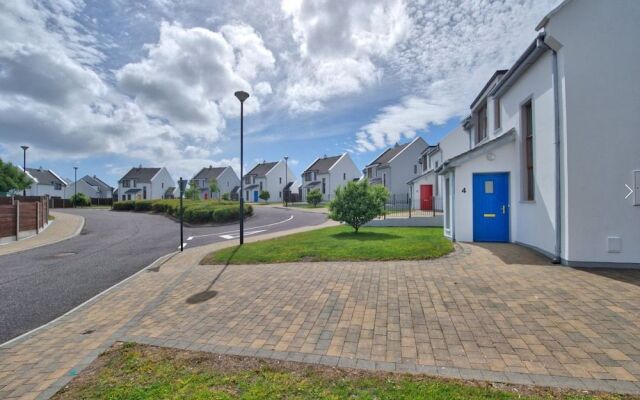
[607,236,622,253]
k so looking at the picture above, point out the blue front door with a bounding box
[473,173,509,242]
[253,190,259,202]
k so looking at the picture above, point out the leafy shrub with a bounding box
[70,192,91,207]
[221,193,230,201]
[113,199,252,224]
[259,190,270,203]
[134,200,153,211]
[113,200,135,210]
[307,189,322,207]
[328,180,388,232]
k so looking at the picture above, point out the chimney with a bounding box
[138,164,142,168]
[394,142,400,147]
[209,165,212,168]
[323,154,327,158]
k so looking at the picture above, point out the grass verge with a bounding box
[53,343,632,400]
[201,226,454,265]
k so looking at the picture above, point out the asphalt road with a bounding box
[0,206,327,343]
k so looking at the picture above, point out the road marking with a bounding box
[0,251,177,348]
[178,243,188,250]
[219,229,266,240]
[188,215,294,240]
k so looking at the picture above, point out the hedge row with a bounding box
[112,199,253,224]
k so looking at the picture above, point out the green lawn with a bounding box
[53,343,626,400]
[201,226,454,265]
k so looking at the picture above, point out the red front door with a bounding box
[420,184,433,210]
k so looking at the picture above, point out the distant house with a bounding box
[243,160,294,203]
[22,167,68,198]
[301,153,361,202]
[363,137,428,200]
[189,166,240,200]
[117,167,175,201]
[65,175,113,200]
[408,125,470,210]
[437,0,640,267]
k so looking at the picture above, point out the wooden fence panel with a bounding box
[19,202,37,231]
[0,204,16,238]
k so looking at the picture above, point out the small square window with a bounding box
[484,180,494,194]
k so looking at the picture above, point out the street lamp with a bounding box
[234,90,249,245]
[20,146,28,196]
[284,156,288,207]
[73,166,78,207]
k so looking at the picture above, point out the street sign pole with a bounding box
[179,177,186,252]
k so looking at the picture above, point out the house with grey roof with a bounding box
[189,166,239,200]
[116,166,175,201]
[363,136,428,200]
[65,175,114,200]
[243,160,294,203]
[22,167,68,198]
[301,153,361,202]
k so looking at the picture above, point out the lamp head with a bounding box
[21,145,29,151]
[234,91,249,103]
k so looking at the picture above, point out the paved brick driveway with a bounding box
[1,233,639,398]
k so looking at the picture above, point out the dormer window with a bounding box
[475,102,488,144]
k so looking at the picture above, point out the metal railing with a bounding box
[382,193,443,219]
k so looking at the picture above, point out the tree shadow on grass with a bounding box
[186,246,240,304]
[330,232,402,241]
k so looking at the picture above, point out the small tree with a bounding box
[70,192,91,207]
[221,192,230,201]
[185,181,200,200]
[0,158,32,194]
[306,189,322,207]
[209,179,220,200]
[328,180,388,232]
[259,190,270,203]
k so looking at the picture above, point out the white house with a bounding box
[65,175,113,200]
[22,167,68,198]
[363,137,428,201]
[189,166,239,200]
[438,0,640,267]
[301,153,361,202]
[408,126,471,211]
[117,167,175,201]
[243,160,294,203]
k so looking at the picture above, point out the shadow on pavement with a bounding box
[186,246,240,304]
[471,243,551,266]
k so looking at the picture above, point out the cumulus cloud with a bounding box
[281,0,410,112]
[116,21,275,140]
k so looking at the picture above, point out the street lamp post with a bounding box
[179,177,187,251]
[73,166,78,207]
[234,90,249,245]
[20,146,29,196]
[284,156,288,207]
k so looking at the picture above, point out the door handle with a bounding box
[501,205,506,214]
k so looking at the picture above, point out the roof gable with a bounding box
[246,161,278,177]
[303,155,341,174]
[25,168,66,186]
[366,143,409,167]
[120,167,162,182]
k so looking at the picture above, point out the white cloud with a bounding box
[281,0,410,113]
[116,22,275,140]
[354,0,560,151]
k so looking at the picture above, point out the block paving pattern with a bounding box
[1,231,639,398]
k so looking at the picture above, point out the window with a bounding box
[161,182,164,189]
[522,100,534,201]
[122,180,130,188]
[143,186,147,199]
[259,182,263,191]
[245,176,251,184]
[122,195,125,201]
[494,97,501,130]
[279,191,282,199]
[383,173,386,186]
[484,180,494,194]
[413,165,417,174]
[343,173,346,180]
[322,178,326,194]
[53,183,62,190]
[367,168,372,178]
[279,177,282,184]
[476,102,487,144]
[133,180,137,188]
[245,190,249,199]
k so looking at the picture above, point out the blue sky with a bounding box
[0,0,559,187]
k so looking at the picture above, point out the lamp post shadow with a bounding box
[185,245,240,304]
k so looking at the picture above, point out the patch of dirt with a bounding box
[53,342,638,400]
